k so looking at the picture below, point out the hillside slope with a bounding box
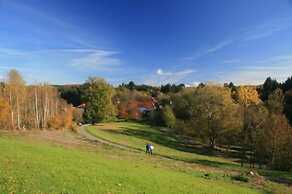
[0,122,290,194]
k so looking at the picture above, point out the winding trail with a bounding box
[78,125,191,162]
[78,125,142,153]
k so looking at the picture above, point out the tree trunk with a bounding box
[9,90,14,129]
[34,87,40,129]
[209,136,216,149]
[43,89,48,128]
[16,95,21,129]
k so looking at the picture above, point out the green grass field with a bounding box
[0,121,291,194]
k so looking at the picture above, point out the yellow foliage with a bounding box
[0,97,11,129]
[237,86,261,106]
[47,106,73,130]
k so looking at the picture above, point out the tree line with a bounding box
[58,76,292,171]
[0,70,73,130]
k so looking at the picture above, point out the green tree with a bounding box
[260,77,280,101]
[82,77,116,123]
[245,104,269,168]
[284,90,292,125]
[127,81,135,91]
[266,88,284,114]
[162,105,176,128]
[190,85,239,148]
[282,76,292,92]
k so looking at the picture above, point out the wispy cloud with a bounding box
[0,48,28,57]
[243,18,292,41]
[183,18,292,62]
[183,40,233,61]
[0,47,123,85]
[221,59,241,64]
[0,1,122,82]
[72,50,121,70]
[3,0,101,48]
[205,40,233,53]
[218,54,292,85]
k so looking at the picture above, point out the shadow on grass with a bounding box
[259,170,292,186]
[90,124,292,189]
[103,126,240,170]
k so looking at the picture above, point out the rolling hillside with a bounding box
[0,122,291,194]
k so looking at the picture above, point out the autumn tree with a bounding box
[186,85,239,148]
[236,86,261,166]
[73,107,84,124]
[82,77,116,123]
[245,104,269,168]
[264,89,292,170]
[5,70,26,129]
[0,97,10,129]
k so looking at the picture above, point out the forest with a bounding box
[1,69,292,171]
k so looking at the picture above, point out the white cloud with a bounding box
[156,68,171,75]
[144,68,196,85]
[156,68,194,76]
[185,81,200,87]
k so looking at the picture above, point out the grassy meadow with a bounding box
[0,121,291,194]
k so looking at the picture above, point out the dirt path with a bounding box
[78,125,142,153]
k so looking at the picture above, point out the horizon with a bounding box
[0,0,292,85]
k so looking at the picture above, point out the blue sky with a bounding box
[0,0,292,85]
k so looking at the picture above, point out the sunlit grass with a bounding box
[0,121,290,193]
[0,131,263,194]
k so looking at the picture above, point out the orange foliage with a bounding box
[237,86,261,106]
[47,105,73,130]
[0,97,11,129]
[118,97,154,120]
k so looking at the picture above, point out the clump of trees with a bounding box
[56,84,83,107]
[259,76,292,124]
[168,82,292,171]
[139,80,292,171]
[162,105,176,128]
[82,77,116,123]
[119,81,184,94]
[0,70,73,130]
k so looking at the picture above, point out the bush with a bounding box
[48,116,63,129]
[162,105,176,128]
[231,174,249,182]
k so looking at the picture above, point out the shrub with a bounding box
[231,174,249,182]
